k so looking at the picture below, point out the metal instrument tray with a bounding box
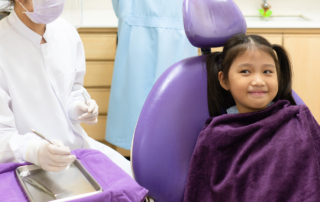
[16,159,102,202]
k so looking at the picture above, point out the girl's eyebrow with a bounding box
[237,63,253,68]
[237,63,276,68]
[262,64,276,68]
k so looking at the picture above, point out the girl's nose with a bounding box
[251,76,266,86]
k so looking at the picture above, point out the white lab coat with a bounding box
[0,11,131,176]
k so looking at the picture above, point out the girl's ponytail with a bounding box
[206,52,233,117]
[272,44,296,105]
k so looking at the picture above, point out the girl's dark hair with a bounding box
[207,33,296,117]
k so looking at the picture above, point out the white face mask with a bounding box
[19,0,66,24]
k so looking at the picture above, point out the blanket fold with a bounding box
[184,100,320,202]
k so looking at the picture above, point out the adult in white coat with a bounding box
[0,0,131,176]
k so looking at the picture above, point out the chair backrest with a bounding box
[131,1,305,202]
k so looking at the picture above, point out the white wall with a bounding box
[83,0,113,10]
[84,0,320,16]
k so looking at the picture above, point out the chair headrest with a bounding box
[183,0,247,48]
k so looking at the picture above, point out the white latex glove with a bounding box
[26,140,76,172]
[70,100,99,125]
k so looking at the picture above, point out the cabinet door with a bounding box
[283,34,320,122]
[86,88,110,115]
[80,34,117,60]
[81,115,106,141]
[84,61,114,87]
[257,34,283,45]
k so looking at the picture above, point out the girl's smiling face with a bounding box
[219,49,278,113]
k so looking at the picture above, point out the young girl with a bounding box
[0,0,131,176]
[184,34,320,201]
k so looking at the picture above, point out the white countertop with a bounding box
[81,10,320,29]
[82,10,118,28]
[245,13,320,29]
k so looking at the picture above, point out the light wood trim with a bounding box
[283,34,320,122]
[78,28,118,33]
[81,115,106,141]
[198,47,223,55]
[77,28,320,34]
[247,28,320,34]
[78,28,320,34]
[198,34,283,55]
[211,47,223,53]
[84,62,114,87]
[87,88,110,115]
[80,34,117,61]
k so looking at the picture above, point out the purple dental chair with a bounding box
[131,0,305,202]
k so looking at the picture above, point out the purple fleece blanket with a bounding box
[184,100,320,202]
[0,149,148,202]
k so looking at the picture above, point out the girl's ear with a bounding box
[218,71,229,90]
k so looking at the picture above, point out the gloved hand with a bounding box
[70,100,99,125]
[26,140,76,172]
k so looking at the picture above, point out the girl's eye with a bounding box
[264,70,272,74]
[240,70,250,73]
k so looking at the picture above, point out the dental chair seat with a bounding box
[131,0,305,202]
[131,55,304,202]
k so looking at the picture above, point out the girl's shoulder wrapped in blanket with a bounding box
[184,100,320,202]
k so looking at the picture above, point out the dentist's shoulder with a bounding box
[49,17,78,33]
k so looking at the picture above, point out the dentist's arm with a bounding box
[0,68,75,171]
[0,68,38,163]
[0,70,75,172]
